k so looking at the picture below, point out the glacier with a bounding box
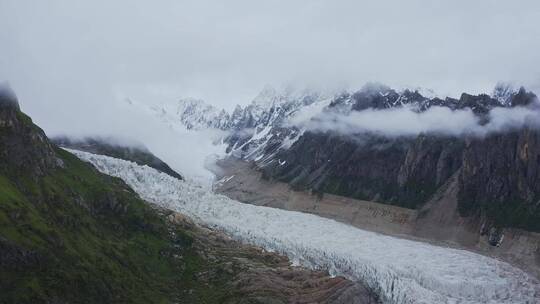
[68,149,539,304]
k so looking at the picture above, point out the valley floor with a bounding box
[212,158,540,280]
[69,149,540,304]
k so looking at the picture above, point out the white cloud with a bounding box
[296,103,540,138]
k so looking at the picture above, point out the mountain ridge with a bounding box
[155,83,540,235]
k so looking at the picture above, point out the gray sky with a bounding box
[1,0,540,136]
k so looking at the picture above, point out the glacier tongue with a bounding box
[68,149,539,304]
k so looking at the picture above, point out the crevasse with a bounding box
[68,149,540,304]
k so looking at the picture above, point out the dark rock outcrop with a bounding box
[262,132,464,209]
[458,128,540,231]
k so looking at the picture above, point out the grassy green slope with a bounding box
[0,148,229,303]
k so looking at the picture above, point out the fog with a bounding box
[295,102,540,138]
[1,0,539,179]
[58,98,228,185]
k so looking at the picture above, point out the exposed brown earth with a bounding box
[164,210,380,304]
[213,157,540,280]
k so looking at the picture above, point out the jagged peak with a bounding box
[492,82,518,105]
[509,86,538,107]
[0,81,20,111]
[251,85,282,108]
[397,86,439,100]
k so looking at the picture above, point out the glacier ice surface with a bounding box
[69,149,540,304]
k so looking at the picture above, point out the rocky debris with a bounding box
[166,211,380,304]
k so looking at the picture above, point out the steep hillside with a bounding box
[0,85,220,303]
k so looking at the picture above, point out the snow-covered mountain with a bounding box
[149,98,231,130]
[124,85,336,161]
[329,82,526,114]
[223,85,334,161]
[126,83,533,166]
[220,83,531,163]
[175,98,231,130]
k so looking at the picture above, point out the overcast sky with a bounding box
[1,0,540,136]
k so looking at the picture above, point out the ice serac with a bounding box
[70,149,540,304]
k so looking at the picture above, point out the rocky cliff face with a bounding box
[261,132,464,209]
[260,87,540,232]
[458,128,540,231]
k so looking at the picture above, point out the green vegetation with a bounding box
[0,148,230,303]
[458,195,540,232]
